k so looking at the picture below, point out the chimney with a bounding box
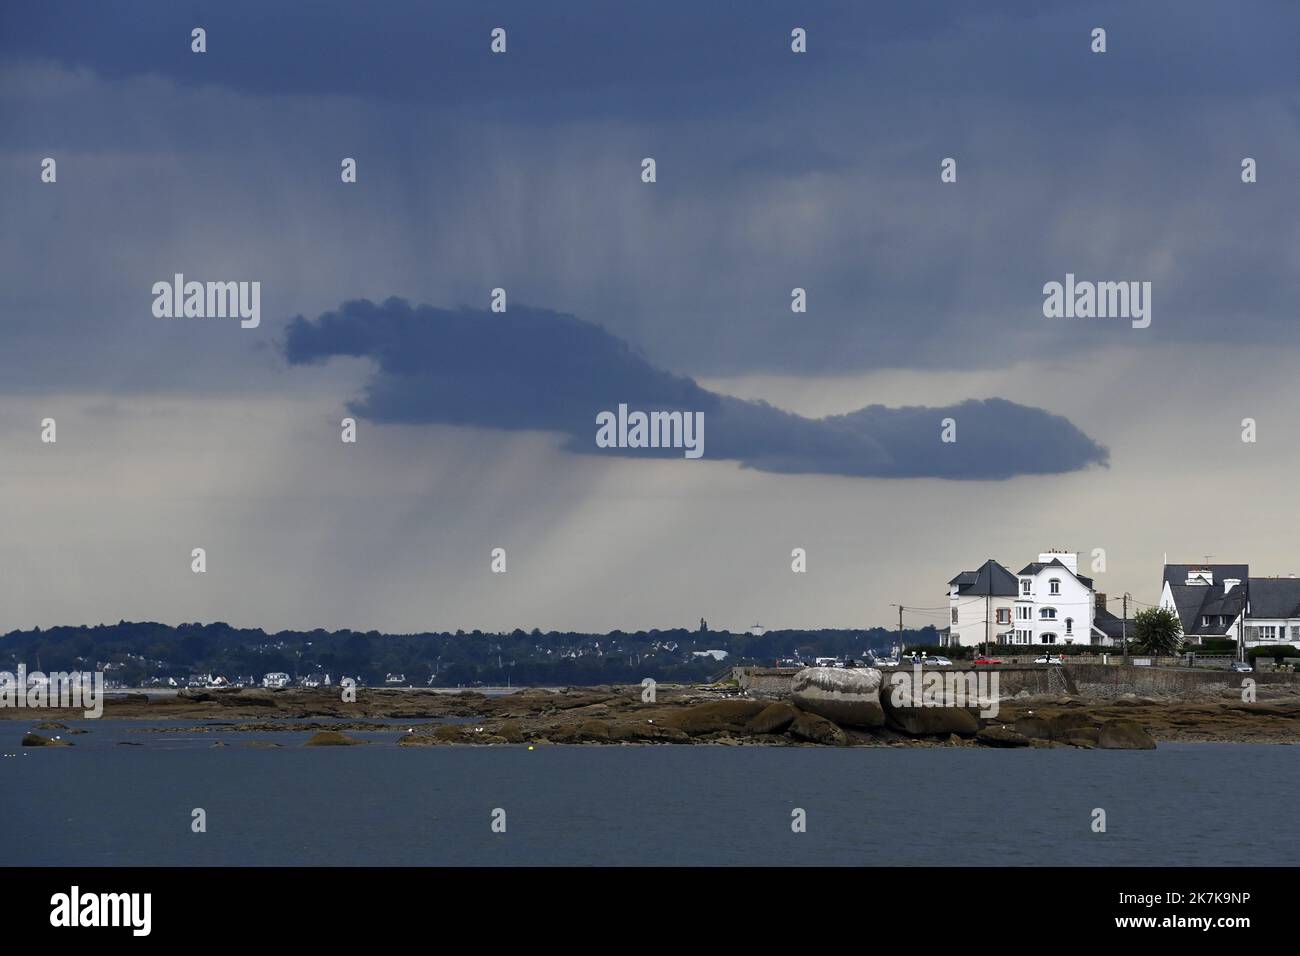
[1095,592,1107,614]
[1038,550,1078,574]
[1223,578,1240,593]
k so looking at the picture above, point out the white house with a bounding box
[1158,564,1247,646]
[1012,551,1102,647]
[945,559,1018,648]
[1160,562,1300,648]
[1242,577,1300,647]
[946,550,1102,648]
[261,672,290,688]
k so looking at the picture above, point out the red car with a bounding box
[973,656,1003,665]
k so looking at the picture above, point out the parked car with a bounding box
[1229,661,1253,673]
[1034,655,1063,665]
[923,655,953,666]
[875,658,900,668]
[973,656,1003,665]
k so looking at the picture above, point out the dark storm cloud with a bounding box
[284,298,1107,479]
[5,1,1299,391]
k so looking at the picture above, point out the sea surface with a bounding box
[2,721,1294,866]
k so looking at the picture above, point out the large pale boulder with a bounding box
[790,667,885,728]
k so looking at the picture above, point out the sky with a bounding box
[3,1,1300,634]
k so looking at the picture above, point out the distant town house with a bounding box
[945,551,1107,647]
[1160,563,1300,648]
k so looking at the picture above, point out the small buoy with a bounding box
[527,745,534,751]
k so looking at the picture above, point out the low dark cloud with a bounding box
[284,298,1107,480]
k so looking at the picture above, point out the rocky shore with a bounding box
[8,669,1300,748]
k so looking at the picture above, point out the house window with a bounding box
[1065,618,1073,636]
[996,608,1010,625]
[1040,608,1056,620]
[1049,578,1061,595]
[951,608,958,624]
[1021,580,1032,596]
[1041,633,1057,644]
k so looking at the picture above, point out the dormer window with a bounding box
[1049,578,1061,595]
[1021,579,1032,595]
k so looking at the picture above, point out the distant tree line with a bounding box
[0,621,941,687]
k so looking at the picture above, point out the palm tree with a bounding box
[1133,607,1183,655]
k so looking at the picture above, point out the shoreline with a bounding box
[7,681,1300,748]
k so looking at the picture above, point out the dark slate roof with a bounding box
[951,559,1018,597]
[1017,558,1093,589]
[1093,606,1134,640]
[1248,578,1300,618]
[1165,584,1245,635]
[1162,564,1249,588]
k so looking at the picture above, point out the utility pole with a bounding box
[985,594,990,657]
[1122,592,1130,663]
[898,605,904,655]
[1238,602,1245,664]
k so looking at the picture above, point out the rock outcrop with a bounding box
[21,732,72,747]
[885,704,980,736]
[788,710,848,746]
[303,730,365,746]
[791,667,885,728]
[975,725,1031,747]
[745,702,798,735]
[1097,720,1157,750]
[659,700,769,735]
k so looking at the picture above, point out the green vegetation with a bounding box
[1133,607,1183,656]
[1247,644,1299,664]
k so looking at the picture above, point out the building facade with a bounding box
[946,551,1101,648]
[1160,563,1300,649]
